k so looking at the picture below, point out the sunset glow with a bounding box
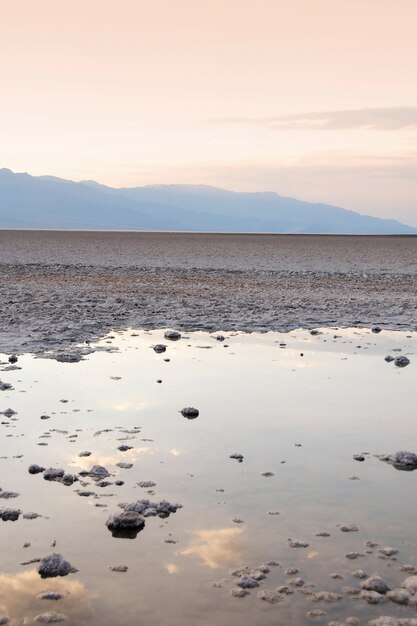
[1,0,416,224]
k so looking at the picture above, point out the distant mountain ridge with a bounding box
[0,168,415,234]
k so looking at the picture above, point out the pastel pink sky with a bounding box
[1,0,417,225]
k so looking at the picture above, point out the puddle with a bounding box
[0,327,416,625]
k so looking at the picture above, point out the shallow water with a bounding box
[0,327,416,625]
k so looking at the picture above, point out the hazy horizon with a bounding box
[1,1,417,226]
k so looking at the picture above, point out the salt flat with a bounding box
[0,231,416,354]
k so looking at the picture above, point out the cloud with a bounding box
[214,107,417,131]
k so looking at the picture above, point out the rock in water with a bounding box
[28,464,46,474]
[153,344,166,353]
[164,330,181,340]
[35,612,67,623]
[55,353,82,363]
[106,511,145,538]
[368,618,417,626]
[361,575,390,594]
[38,553,77,578]
[394,356,410,368]
[0,508,21,521]
[180,407,199,419]
[380,451,417,471]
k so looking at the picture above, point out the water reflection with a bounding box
[180,528,245,569]
[71,447,154,471]
[0,327,416,626]
[0,570,92,624]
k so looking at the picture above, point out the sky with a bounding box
[1,0,417,226]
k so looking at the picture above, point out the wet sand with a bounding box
[0,231,416,354]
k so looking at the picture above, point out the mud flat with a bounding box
[0,327,416,625]
[0,231,416,353]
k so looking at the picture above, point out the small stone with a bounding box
[230,587,249,598]
[382,451,417,471]
[237,575,259,589]
[285,567,299,575]
[368,618,417,626]
[339,524,359,532]
[38,593,65,601]
[43,468,65,481]
[380,547,398,557]
[109,565,128,572]
[78,451,91,457]
[288,538,309,548]
[394,356,410,368]
[153,344,166,353]
[401,575,417,594]
[361,575,390,594]
[164,330,181,341]
[0,491,19,499]
[306,609,327,618]
[82,465,110,479]
[106,511,145,538]
[0,508,21,521]
[38,554,77,578]
[229,453,244,462]
[360,590,388,604]
[385,355,395,362]
[117,445,133,452]
[400,565,417,574]
[257,589,284,603]
[55,353,82,363]
[353,454,365,461]
[35,612,67,623]
[387,588,410,605]
[345,552,364,560]
[310,591,342,603]
[180,407,199,419]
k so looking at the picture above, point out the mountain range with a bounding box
[0,168,415,234]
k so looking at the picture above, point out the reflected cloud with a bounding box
[165,563,179,575]
[112,401,150,412]
[170,448,182,457]
[0,569,93,624]
[307,551,319,559]
[71,453,119,471]
[180,528,245,569]
[70,447,154,471]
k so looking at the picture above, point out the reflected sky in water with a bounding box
[0,327,416,625]
[180,528,245,569]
